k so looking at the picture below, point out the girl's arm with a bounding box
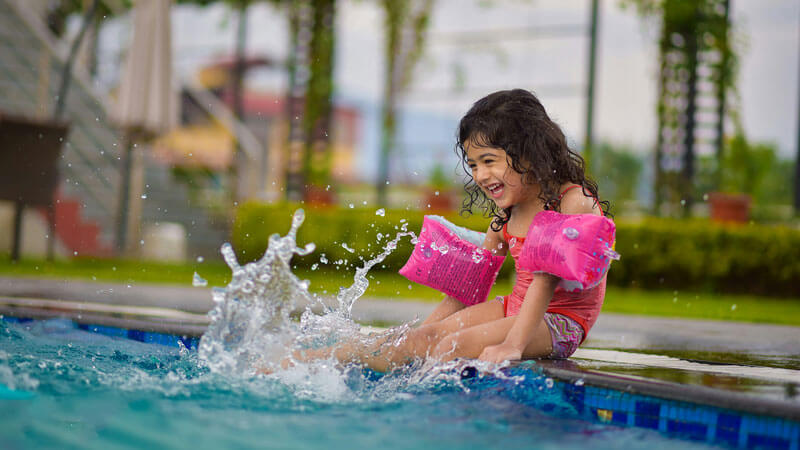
[421,223,508,326]
[478,273,558,362]
[421,295,466,325]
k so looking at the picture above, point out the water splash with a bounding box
[192,272,207,287]
[198,210,416,377]
[198,209,530,397]
[199,210,317,375]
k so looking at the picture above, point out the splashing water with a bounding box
[192,272,208,287]
[198,209,417,377]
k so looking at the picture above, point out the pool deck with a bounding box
[1,275,799,416]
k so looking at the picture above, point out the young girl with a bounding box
[290,89,611,372]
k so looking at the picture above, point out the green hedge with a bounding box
[234,202,800,298]
[608,218,800,297]
[234,202,518,278]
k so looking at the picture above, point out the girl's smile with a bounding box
[465,140,535,210]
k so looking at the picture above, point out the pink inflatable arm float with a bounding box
[518,211,619,292]
[399,216,506,306]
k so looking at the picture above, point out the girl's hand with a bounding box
[478,343,523,363]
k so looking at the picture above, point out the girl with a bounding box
[291,89,611,372]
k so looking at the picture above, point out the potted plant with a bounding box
[708,134,775,223]
[424,164,455,212]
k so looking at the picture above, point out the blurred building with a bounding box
[153,56,361,202]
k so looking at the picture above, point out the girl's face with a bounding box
[465,139,534,210]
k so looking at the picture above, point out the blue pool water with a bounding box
[0,318,721,450]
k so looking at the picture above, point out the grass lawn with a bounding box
[1,256,799,326]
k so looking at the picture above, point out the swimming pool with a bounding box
[3,209,799,449]
[1,316,798,449]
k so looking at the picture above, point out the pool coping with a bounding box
[534,359,800,422]
[2,295,799,424]
[0,296,207,337]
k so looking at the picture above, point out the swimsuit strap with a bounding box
[502,222,518,243]
[557,184,582,200]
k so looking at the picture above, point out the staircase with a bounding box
[0,0,228,259]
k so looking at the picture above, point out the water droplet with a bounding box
[703,193,709,201]
[438,244,449,254]
[348,203,355,209]
[375,208,385,217]
[575,379,585,386]
[731,304,737,311]
[197,256,204,263]
[545,378,554,389]
[192,272,208,287]
[311,263,318,271]
[140,194,147,199]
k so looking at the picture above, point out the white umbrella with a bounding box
[112,0,176,254]
[113,0,176,133]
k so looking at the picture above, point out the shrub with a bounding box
[609,218,800,297]
[234,203,800,298]
[233,202,516,277]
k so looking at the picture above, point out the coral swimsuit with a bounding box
[501,185,607,341]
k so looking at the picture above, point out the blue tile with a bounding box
[88,324,127,338]
[127,329,146,342]
[611,411,628,426]
[716,413,741,447]
[143,332,178,347]
[635,401,660,429]
[718,412,742,431]
[178,336,196,350]
[562,382,585,414]
[747,434,789,449]
[667,420,708,441]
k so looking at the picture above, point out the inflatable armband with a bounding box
[518,211,619,292]
[399,216,505,306]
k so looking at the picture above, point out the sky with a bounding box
[96,0,800,182]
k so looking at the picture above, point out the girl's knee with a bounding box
[431,333,461,359]
[404,323,444,352]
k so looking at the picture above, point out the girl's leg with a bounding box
[297,298,506,372]
[430,315,554,361]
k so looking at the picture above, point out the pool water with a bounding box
[0,318,718,449]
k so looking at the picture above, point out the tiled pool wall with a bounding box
[2,316,201,349]
[2,316,799,449]
[561,381,799,449]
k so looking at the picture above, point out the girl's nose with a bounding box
[474,165,490,184]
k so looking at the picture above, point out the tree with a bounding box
[375,0,435,206]
[623,0,736,217]
[282,0,337,201]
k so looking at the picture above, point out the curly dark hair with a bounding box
[456,89,611,231]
